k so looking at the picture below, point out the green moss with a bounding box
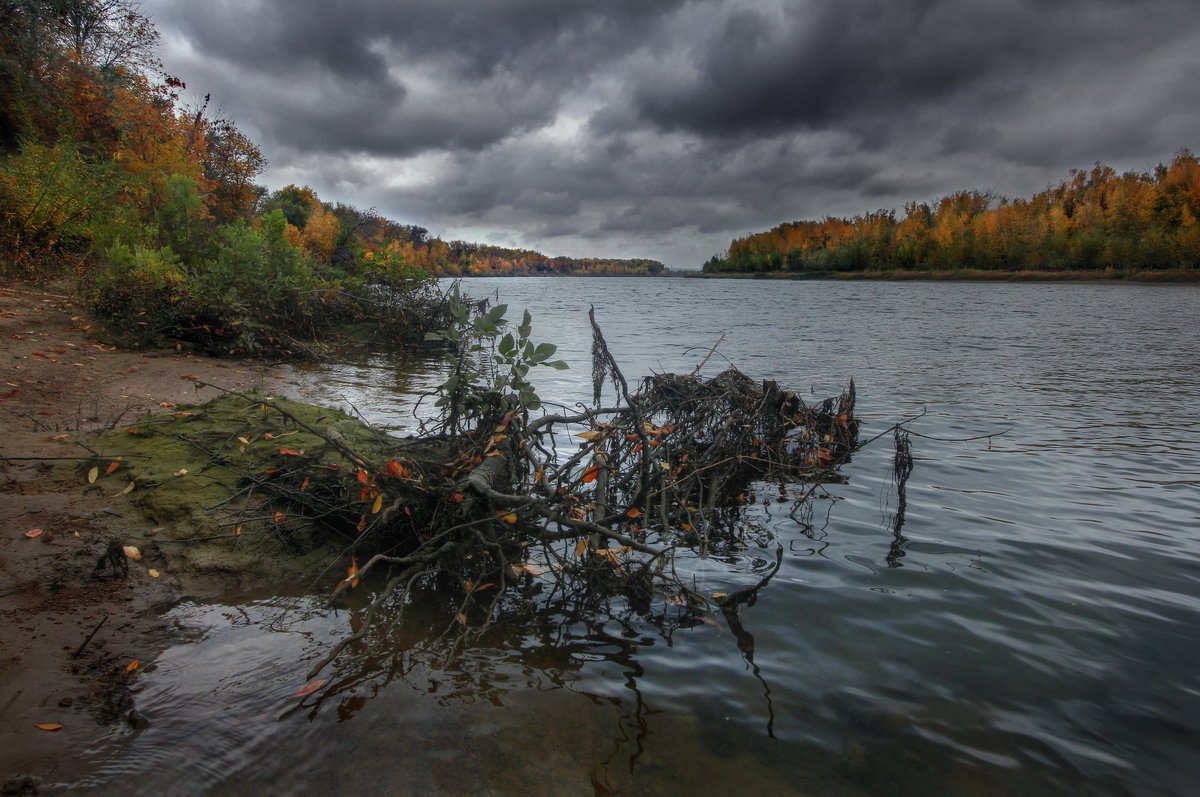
[85,392,408,588]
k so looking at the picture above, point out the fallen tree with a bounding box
[83,294,868,681]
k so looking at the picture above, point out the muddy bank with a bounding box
[0,283,319,789]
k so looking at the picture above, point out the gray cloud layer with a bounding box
[144,0,1200,267]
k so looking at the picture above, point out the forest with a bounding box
[704,154,1200,277]
[0,1,661,353]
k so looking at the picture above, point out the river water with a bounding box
[78,278,1199,795]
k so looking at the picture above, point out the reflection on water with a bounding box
[75,279,1200,795]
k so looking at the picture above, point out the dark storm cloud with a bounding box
[142,0,1200,267]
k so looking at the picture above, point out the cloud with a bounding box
[142,0,1200,267]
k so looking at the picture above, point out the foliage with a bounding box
[0,140,115,275]
[705,152,1200,275]
[426,285,568,429]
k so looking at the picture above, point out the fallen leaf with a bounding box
[278,447,301,456]
[454,612,468,625]
[105,460,121,475]
[50,433,69,441]
[371,493,383,514]
[24,528,43,538]
[295,679,326,697]
[86,465,98,484]
[33,723,63,732]
[385,459,409,478]
[449,492,464,503]
[497,512,518,524]
[126,659,140,673]
[237,436,251,445]
[148,569,161,578]
[574,539,588,558]
[355,469,369,485]
[472,582,496,592]
[712,592,728,599]
[122,545,142,562]
[115,481,134,496]
[274,512,286,524]
[158,401,177,408]
[262,432,275,440]
[234,525,243,536]
[698,616,722,632]
[626,507,641,518]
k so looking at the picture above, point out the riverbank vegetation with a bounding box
[0,1,660,357]
[703,153,1200,279]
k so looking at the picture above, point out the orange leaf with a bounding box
[472,582,496,592]
[356,469,370,485]
[581,466,600,483]
[295,679,326,697]
[278,447,301,456]
[274,512,286,524]
[626,507,641,519]
[24,528,43,538]
[34,723,63,732]
[105,460,121,475]
[574,539,588,558]
[385,459,409,479]
[647,440,663,447]
[126,659,140,673]
[122,545,142,562]
[497,512,518,524]
[698,616,722,632]
[124,427,140,435]
[449,492,464,503]
[148,569,160,578]
[234,525,243,536]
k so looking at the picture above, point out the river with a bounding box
[79,277,1200,796]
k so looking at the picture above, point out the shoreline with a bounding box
[684,268,1200,283]
[0,282,309,790]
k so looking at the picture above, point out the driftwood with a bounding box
[183,314,867,679]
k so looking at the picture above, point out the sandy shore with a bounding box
[0,282,303,790]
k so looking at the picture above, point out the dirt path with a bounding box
[0,282,301,791]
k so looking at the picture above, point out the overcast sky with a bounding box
[142,0,1200,268]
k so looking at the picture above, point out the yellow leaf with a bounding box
[34,723,63,732]
[148,569,161,578]
[86,466,98,484]
[122,545,141,562]
[237,436,251,445]
[711,592,728,599]
[371,493,383,514]
[173,469,188,476]
[115,481,134,496]
[574,539,588,558]
[497,512,518,524]
[575,430,603,441]
[126,659,140,673]
[454,612,468,625]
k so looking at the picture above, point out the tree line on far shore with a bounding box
[704,153,1200,276]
